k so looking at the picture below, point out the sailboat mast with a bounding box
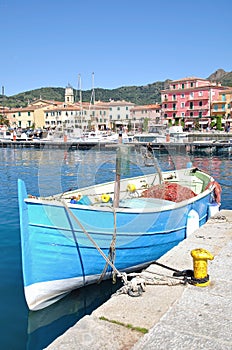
[91,71,95,105]
[89,72,95,130]
[78,74,83,131]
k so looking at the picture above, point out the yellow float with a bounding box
[101,194,111,203]
[127,183,136,193]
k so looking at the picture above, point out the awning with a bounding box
[199,121,209,125]
[185,121,194,125]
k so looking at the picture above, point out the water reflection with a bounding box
[27,280,122,350]
[1,146,232,350]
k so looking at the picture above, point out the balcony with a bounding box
[186,106,209,111]
[211,109,226,114]
[187,96,209,101]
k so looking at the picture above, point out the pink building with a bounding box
[161,77,228,129]
[130,103,162,131]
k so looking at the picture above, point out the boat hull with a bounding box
[18,170,218,310]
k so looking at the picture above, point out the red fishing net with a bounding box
[141,182,196,203]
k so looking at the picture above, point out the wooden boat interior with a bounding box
[26,168,211,210]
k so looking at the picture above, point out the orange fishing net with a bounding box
[141,182,196,203]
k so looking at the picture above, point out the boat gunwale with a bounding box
[24,188,213,214]
[23,168,215,213]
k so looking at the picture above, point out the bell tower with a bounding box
[65,84,74,104]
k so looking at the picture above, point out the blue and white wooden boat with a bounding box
[18,167,220,310]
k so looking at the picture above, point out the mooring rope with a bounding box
[60,199,125,282]
[97,208,117,284]
[60,199,186,298]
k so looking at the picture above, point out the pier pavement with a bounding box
[46,209,232,350]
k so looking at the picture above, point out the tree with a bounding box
[143,117,149,132]
[216,116,223,131]
[0,114,9,126]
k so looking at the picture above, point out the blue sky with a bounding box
[1,0,232,96]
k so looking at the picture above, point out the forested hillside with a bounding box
[1,69,231,108]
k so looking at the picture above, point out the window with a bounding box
[198,91,203,96]
[173,94,176,100]
[173,85,176,89]
[126,115,129,119]
[214,105,218,111]
[173,103,176,110]
[182,83,185,89]
[181,112,185,117]
[117,107,120,111]
[190,92,194,99]
[190,102,193,109]
[28,112,31,116]
[181,93,185,98]
[190,82,194,87]
[181,102,185,108]
[199,101,202,107]
[18,112,21,116]
[126,106,128,110]
[117,115,120,119]
[222,94,226,102]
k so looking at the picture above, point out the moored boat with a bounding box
[18,166,221,311]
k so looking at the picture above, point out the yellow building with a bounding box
[211,89,232,122]
[5,99,63,129]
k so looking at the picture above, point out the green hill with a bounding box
[1,69,231,108]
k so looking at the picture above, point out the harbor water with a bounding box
[0,145,231,350]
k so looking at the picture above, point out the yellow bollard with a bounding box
[191,248,214,287]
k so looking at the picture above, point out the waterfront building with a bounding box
[161,77,229,130]
[211,89,232,126]
[4,98,63,129]
[130,103,162,132]
[107,100,134,131]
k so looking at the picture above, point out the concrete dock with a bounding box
[46,209,232,350]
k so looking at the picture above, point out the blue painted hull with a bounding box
[18,170,218,310]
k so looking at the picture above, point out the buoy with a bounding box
[127,183,136,193]
[191,248,214,287]
[101,193,111,203]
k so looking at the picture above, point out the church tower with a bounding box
[65,84,74,104]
